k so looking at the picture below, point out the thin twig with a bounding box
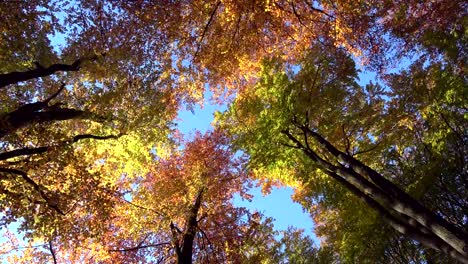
[43,83,66,105]
[109,242,171,253]
[48,241,58,264]
[193,1,221,60]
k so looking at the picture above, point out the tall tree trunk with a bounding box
[282,127,468,263]
[177,188,204,264]
[304,128,468,252]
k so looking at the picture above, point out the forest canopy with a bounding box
[0,0,466,263]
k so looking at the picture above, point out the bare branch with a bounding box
[197,227,213,249]
[353,141,382,156]
[43,83,66,105]
[0,146,49,161]
[0,133,122,161]
[304,0,334,18]
[118,196,166,218]
[281,129,306,151]
[291,1,307,27]
[71,133,123,143]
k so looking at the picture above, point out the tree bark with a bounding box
[0,55,102,89]
[282,128,468,263]
[325,169,468,263]
[0,133,122,161]
[0,102,105,139]
[177,189,204,264]
[304,127,468,252]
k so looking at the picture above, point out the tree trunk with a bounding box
[177,189,204,264]
[282,128,468,263]
[305,128,468,254]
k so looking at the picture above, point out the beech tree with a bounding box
[1,131,281,263]
[104,131,270,263]
[0,1,174,250]
[217,43,467,262]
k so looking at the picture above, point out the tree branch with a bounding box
[117,196,166,218]
[278,141,302,149]
[193,1,221,60]
[353,140,382,156]
[43,83,66,105]
[0,133,123,161]
[0,103,107,139]
[0,146,50,161]
[71,133,123,143]
[0,54,102,89]
[170,222,182,258]
[197,226,213,251]
[109,242,171,253]
[304,0,334,18]
[48,241,58,264]
[291,1,307,27]
[0,167,65,215]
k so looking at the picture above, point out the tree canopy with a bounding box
[0,0,466,263]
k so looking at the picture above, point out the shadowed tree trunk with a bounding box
[0,84,105,139]
[171,188,204,264]
[0,55,102,89]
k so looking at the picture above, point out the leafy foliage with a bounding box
[218,41,467,262]
[0,0,466,263]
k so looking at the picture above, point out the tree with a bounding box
[273,227,337,264]
[114,130,265,263]
[240,226,337,264]
[1,131,281,263]
[217,43,468,262]
[0,50,174,239]
[0,0,177,243]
